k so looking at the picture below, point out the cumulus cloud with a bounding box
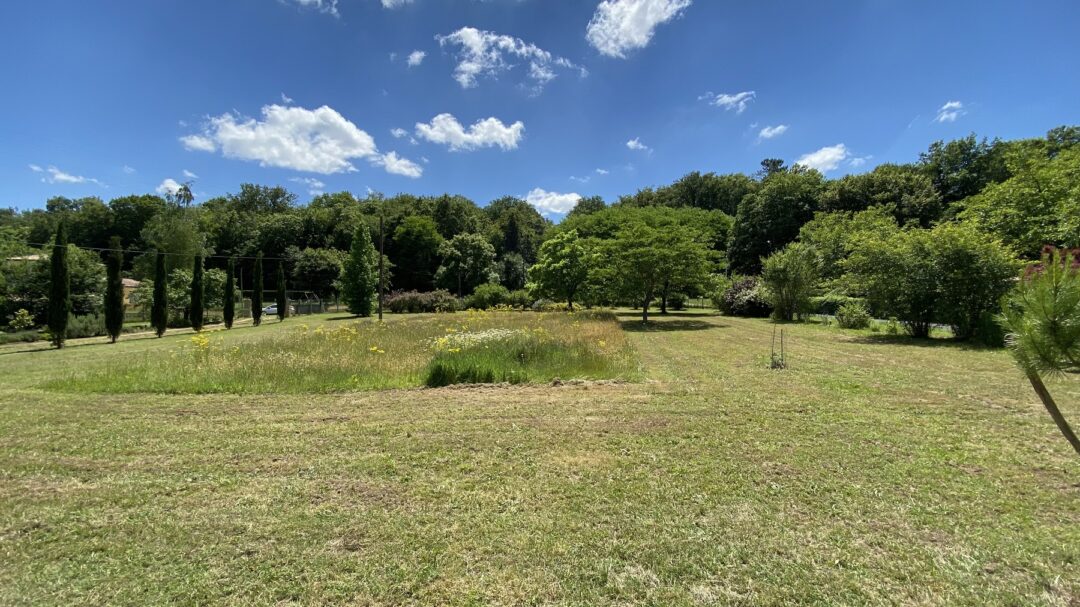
[700,90,755,114]
[626,137,651,152]
[586,0,692,58]
[390,128,408,138]
[795,144,850,172]
[757,124,788,140]
[281,92,294,104]
[30,164,106,187]
[374,151,423,178]
[407,50,426,67]
[156,178,182,196]
[290,176,326,195]
[436,27,586,92]
[524,188,581,217]
[935,100,966,123]
[415,113,525,151]
[180,103,421,178]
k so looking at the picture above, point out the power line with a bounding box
[24,242,292,262]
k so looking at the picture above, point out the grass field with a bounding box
[1,310,1078,605]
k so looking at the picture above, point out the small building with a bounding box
[122,278,141,306]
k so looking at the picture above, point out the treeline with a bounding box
[2,126,1078,340]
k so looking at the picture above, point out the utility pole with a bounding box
[378,213,385,321]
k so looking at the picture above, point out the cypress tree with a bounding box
[252,252,264,327]
[104,236,125,343]
[276,261,288,321]
[190,255,204,332]
[223,257,235,329]
[342,224,377,316]
[47,223,71,348]
[151,250,168,337]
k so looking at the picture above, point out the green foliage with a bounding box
[104,236,124,343]
[761,242,821,321]
[566,195,605,218]
[716,276,773,318]
[190,256,205,332]
[821,164,943,227]
[527,229,591,310]
[728,167,824,274]
[835,301,871,329]
[919,134,1010,204]
[999,248,1080,376]
[341,225,377,316]
[384,290,460,314]
[8,308,34,331]
[845,223,1019,339]
[223,257,235,329]
[957,146,1080,258]
[465,283,511,310]
[798,208,899,281]
[47,224,70,348]
[810,293,866,316]
[252,252,264,327]
[391,215,443,291]
[288,247,346,299]
[151,251,167,337]
[135,207,206,278]
[436,232,497,297]
[498,252,528,291]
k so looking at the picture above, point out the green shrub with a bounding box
[717,277,772,318]
[761,242,821,321]
[385,290,461,314]
[667,293,687,311]
[507,289,533,309]
[8,309,35,331]
[66,314,105,339]
[0,329,41,345]
[835,301,871,329]
[811,294,865,316]
[465,283,511,310]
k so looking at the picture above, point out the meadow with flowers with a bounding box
[47,309,638,394]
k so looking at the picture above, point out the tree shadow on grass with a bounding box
[846,334,996,351]
[618,318,726,332]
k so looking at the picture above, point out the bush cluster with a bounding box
[716,277,772,318]
[835,301,872,329]
[385,290,461,314]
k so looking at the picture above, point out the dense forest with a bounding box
[2,126,1078,342]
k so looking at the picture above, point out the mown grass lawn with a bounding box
[1,310,1077,605]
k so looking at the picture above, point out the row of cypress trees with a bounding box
[46,224,288,348]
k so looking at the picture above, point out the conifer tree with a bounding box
[190,255,204,331]
[276,261,288,321]
[224,257,235,329]
[151,250,168,337]
[104,235,125,343]
[341,224,377,316]
[252,252,264,327]
[47,223,71,348]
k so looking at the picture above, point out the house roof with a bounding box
[122,278,141,287]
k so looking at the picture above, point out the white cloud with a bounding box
[156,178,182,196]
[382,0,413,7]
[569,175,591,184]
[182,169,199,179]
[281,92,294,104]
[757,124,788,140]
[415,113,525,151]
[290,176,326,195]
[374,151,423,178]
[935,100,966,123]
[30,164,106,187]
[180,134,217,152]
[524,188,581,217]
[436,27,586,92]
[288,0,339,17]
[848,155,873,168]
[586,0,692,58]
[626,137,651,152]
[181,103,420,177]
[122,165,136,174]
[595,168,609,175]
[795,144,850,173]
[701,90,755,114]
[390,127,408,138]
[407,50,426,67]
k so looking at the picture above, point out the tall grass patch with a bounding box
[48,310,638,394]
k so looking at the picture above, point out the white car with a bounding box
[262,304,296,316]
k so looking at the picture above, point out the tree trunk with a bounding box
[567,290,574,312]
[641,297,650,323]
[1026,370,1080,456]
[660,280,669,315]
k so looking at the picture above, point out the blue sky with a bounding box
[2,0,1078,217]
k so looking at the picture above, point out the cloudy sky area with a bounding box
[2,0,1078,217]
